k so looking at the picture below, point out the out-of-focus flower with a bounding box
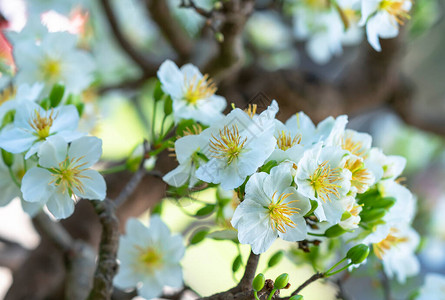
[338,195,362,230]
[114,216,185,299]
[416,273,445,300]
[0,83,43,124]
[13,30,95,93]
[0,101,82,158]
[157,60,226,125]
[21,135,106,219]
[359,0,412,51]
[231,163,311,254]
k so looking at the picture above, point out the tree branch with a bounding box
[290,272,325,297]
[145,0,194,61]
[99,0,155,72]
[233,251,260,292]
[33,212,74,252]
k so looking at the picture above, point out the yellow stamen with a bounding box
[209,125,247,165]
[276,131,301,151]
[304,0,330,9]
[183,124,203,136]
[268,191,300,233]
[0,85,16,106]
[373,228,409,259]
[29,110,56,140]
[183,74,217,104]
[309,161,341,202]
[342,133,367,158]
[344,157,372,194]
[49,156,90,195]
[244,104,257,119]
[379,0,411,25]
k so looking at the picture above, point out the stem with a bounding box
[8,167,20,188]
[151,98,158,143]
[267,288,277,300]
[254,291,260,300]
[308,232,325,237]
[326,263,352,277]
[325,257,347,274]
[291,272,325,296]
[99,164,127,175]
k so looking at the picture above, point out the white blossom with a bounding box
[231,163,311,254]
[21,135,106,219]
[416,273,445,300]
[114,216,185,299]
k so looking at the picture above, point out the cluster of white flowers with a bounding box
[288,0,412,63]
[159,61,419,284]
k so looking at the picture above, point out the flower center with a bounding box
[344,157,373,194]
[304,0,329,9]
[276,131,301,151]
[183,74,216,104]
[342,134,367,158]
[49,156,89,195]
[209,125,247,165]
[29,110,56,140]
[379,0,411,25]
[309,161,341,202]
[373,228,408,259]
[42,58,62,81]
[267,191,300,233]
[139,247,163,269]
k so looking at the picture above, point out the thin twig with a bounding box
[114,140,150,207]
[290,272,325,296]
[99,0,154,71]
[380,269,392,300]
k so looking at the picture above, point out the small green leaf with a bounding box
[49,83,65,107]
[153,80,164,102]
[268,251,284,268]
[324,224,347,238]
[252,273,265,291]
[190,229,209,245]
[289,296,304,300]
[232,254,242,273]
[1,149,13,167]
[40,97,50,110]
[360,208,386,223]
[195,204,216,217]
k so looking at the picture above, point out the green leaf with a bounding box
[1,149,13,167]
[268,251,284,268]
[164,95,173,115]
[232,254,242,273]
[190,229,209,245]
[195,204,216,217]
[153,80,164,102]
[252,273,265,291]
[324,224,347,238]
[360,208,386,223]
[40,97,51,110]
[49,83,65,107]
[207,229,239,242]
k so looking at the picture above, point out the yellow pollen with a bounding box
[139,247,163,268]
[244,104,257,118]
[183,74,217,104]
[42,58,62,81]
[29,110,56,140]
[373,228,409,260]
[344,157,372,194]
[304,0,329,9]
[48,156,90,195]
[379,0,411,25]
[276,131,301,151]
[342,134,367,158]
[0,85,16,106]
[268,191,300,233]
[309,161,341,202]
[209,125,247,165]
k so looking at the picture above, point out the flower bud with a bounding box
[40,97,51,110]
[274,273,289,290]
[324,224,347,237]
[252,273,265,291]
[164,95,173,115]
[213,1,222,10]
[215,32,224,43]
[346,244,370,264]
[268,251,284,268]
[232,254,242,273]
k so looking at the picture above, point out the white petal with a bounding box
[0,128,36,154]
[68,136,103,168]
[46,188,75,219]
[113,265,139,289]
[21,167,53,204]
[50,105,80,134]
[138,275,164,299]
[157,60,184,99]
[38,136,68,168]
[155,264,183,288]
[73,169,106,200]
[180,63,203,82]
[244,172,269,206]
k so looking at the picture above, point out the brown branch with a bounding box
[33,212,74,252]
[290,272,325,297]
[145,0,193,60]
[203,0,256,82]
[0,237,28,271]
[87,199,120,300]
[233,251,260,292]
[99,0,155,72]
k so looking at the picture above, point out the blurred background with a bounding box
[0,0,444,299]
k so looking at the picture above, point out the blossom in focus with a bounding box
[338,195,362,230]
[21,135,106,219]
[114,216,185,299]
[416,273,445,300]
[157,60,226,126]
[13,30,95,93]
[359,0,412,51]
[0,101,82,158]
[195,102,277,190]
[295,143,352,223]
[231,163,311,254]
